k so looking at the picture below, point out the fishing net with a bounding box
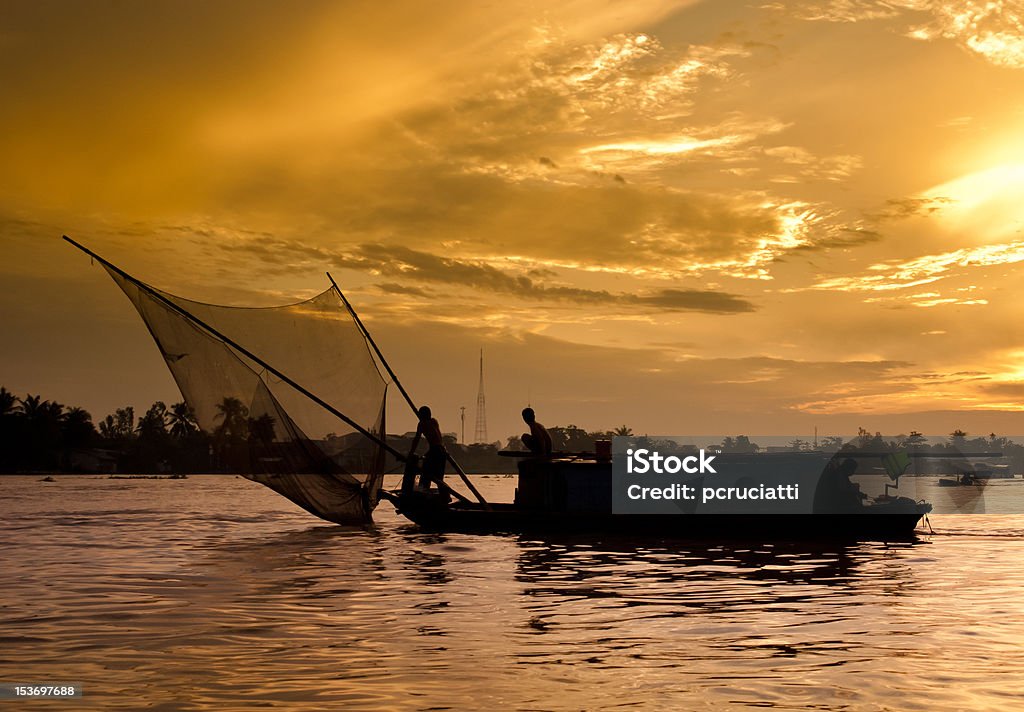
[105,267,390,524]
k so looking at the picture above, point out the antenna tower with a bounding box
[474,348,488,444]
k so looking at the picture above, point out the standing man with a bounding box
[408,405,447,492]
[521,407,552,457]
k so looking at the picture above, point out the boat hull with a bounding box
[392,494,930,541]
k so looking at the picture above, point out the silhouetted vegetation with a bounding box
[504,424,652,454]
[4,386,1024,475]
[843,427,1024,475]
[0,386,210,473]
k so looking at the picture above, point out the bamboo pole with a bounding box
[326,271,489,507]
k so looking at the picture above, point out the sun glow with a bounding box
[924,163,1024,243]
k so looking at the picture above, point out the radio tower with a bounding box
[474,348,488,444]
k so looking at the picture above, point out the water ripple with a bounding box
[3,476,1024,709]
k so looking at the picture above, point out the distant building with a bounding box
[70,448,120,473]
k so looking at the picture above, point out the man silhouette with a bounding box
[408,405,447,492]
[520,407,552,456]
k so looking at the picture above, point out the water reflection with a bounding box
[515,535,921,603]
[501,535,933,699]
[393,534,456,589]
[6,477,1024,711]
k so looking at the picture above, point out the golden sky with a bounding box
[3,0,1024,439]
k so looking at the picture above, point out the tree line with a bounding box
[3,385,1022,474]
[502,423,635,453]
[0,387,643,474]
[0,387,280,473]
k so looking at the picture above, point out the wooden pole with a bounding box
[326,271,489,507]
[63,235,406,462]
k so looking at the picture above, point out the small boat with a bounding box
[938,472,982,487]
[385,455,931,540]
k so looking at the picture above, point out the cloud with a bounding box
[870,197,954,221]
[223,157,823,280]
[194,236,757,313]
[5,10,883,284]
[777,0,919,23]
[456,32,748,141]
[376,282,435,298]
[790,227,883,252]
[581,135,744,157]
[982,382,1024,397]
[633,288,755,312]
[785,0,1024,69]
[332,242,758,313]
[761,145,862,182]
[908,1,1024,68]
[806,239,1024,293]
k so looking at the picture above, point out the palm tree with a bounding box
[247,413,277,445]
[99,407,135,442]
[18,394,64,436]
[99,414,117,441]
[17,393,43,418]
[612,425,634,437]
[136,402,169,438]
[904,431,927,447]
[0,387,19,471]
[60,406,96,469]
[0,387,15,417]
[214,397,249,471]
[168,402,198,439]
[17,394,64,469]
[215,397,249,439]
[950,429,968,449]
[61,407,95,447]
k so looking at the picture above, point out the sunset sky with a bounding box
[3,0,1024,440]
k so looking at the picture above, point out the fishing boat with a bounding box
[385,454,931,539]
[66,235,932,539]
[938,472,982,487]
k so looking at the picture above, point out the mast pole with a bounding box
[326,271,489,507]
[63,235,406,461]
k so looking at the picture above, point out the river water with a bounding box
[2,475,1024,710]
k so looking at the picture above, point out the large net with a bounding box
[106,267,391,524]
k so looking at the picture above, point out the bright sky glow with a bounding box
[3,0,1024,438]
